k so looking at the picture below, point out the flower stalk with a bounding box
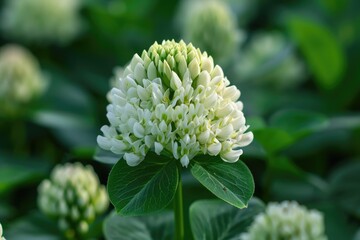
[174,173,184,240]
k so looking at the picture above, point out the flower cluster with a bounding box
[1,0,82,44]
[0,44,46,116]
[182,1,242,63]
[0,223,5,240]
[241,201,327,240]
[236,32,305,89]
[38,163,108,239]
[98,40,253,167]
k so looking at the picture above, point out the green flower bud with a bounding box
[181,1,243,64]
[1,0,82,45]
[0,44,46,117]
[236,32,305,89]
[38,163,109,239]
[241,201,327,240]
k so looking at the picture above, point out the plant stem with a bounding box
[174,174,184,240]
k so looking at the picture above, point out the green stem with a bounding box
[174,174,184,240]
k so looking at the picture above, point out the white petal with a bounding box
[133,122,145,138]
[207,141,222,156]
[110,139,128,154]
[170,71,182,90]
[180,155,190,167]
[154,142,164,155]
[97,136,111,150]
[147,61,157,80]
[220,149,243,163]
[188,58,200,79]
[124,153,143,166]
[237,132,253,147]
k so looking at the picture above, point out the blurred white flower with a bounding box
[1,0,82,44]
[0,44,46,116]
[241,201,327,240]
[98,40,253,167]
[0,223,5,240]
[38,163,108,239]
[181,0,243,64]
[236,32,305,89]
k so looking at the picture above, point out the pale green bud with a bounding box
[241,201,327,240]
[181,1,243,64]
[38,163,109,239]
[1,0,82,45]
[0,44,46,116]
[236,32,305,89]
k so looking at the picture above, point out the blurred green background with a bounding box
[0,0,359,239]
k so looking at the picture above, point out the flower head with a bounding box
[241,201,327,240]
[1,0,82,44]
[98,40,253,167]
[181,1,242,63]
[0,44,46,116]
[236,32,305,89]
[0,223,5,240]
[38,163,108,239]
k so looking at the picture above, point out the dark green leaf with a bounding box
[314,202,356,240]
[107,152,179,216]
[0,153,50,193]
[104,210,173,240]
[253,128,294,154]
[5,211,63,240]
[288,17,345,89]
[329,161,360,218]
[190,156,254,209]
[269,109,329,137]
[190,198,265,240]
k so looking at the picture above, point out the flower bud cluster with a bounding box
[241,201,327,240]
[236,32,305,89]
[98,40,253,167]
[182,1,241,63]
[0,44,46,116]
[38,163,108,239]
[1,0,82,44]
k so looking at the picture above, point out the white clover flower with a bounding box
[181,1,243,64]
[98,40,253,167]
[38,163,109,239]
[1,0,82,44]
[0,44,46,116]
[236,32,305,89]
[0,223,5,240]
[241,201,327,240]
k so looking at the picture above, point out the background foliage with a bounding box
[0,0,359,239]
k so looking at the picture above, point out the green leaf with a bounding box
[31,111,94,129]
[190,198,265,240]
[253,128,294,154]
[329,161,360,218]
[288,17,345,89]
[107,152,179,216]
[5,211,63,240]
[314,202,356,240]
[190,156,254,209]
[269,109,329,138]
[104,210,173,240]
[0,153,50,193]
